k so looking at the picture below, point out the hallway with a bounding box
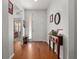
[13,41,58,59]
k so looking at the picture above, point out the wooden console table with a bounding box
[49,35,63,59]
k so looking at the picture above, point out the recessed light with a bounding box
[34,0,38,2]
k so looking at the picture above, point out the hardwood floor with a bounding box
[12,41,58,59]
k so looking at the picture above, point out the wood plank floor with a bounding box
[12,41,58,59]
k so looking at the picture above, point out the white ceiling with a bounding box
[16,0,51,10]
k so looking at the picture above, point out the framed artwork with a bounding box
[50,14,53,23]
[8,0,13,14]
[57,29,63,36]
[54,12,61,25]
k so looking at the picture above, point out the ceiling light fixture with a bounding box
[34,0,38,2]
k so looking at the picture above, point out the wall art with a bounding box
[8,0,13,14]
[54,12,61,25]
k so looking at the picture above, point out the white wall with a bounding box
[13,6,24,20]
[47,0,69,59]
[14,0,24,20]
[2,0,9,59]
[3,0,15,59]
[8,13,14,59]
[68,0,77,59]
[24,10,47,41]
[8,0,14,59]
[47,0,77,59]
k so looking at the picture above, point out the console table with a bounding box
[49,35,63,59]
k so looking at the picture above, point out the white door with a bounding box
[32,11,46,41]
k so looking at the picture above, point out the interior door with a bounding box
[32,12,45,41]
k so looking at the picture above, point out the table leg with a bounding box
[49,39,51,48]
[57,44,60,59]
[53,42,55,53]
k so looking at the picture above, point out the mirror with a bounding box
[54,12,61,25]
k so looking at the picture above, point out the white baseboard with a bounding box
[29,40,47,42]
[9,53,14,59]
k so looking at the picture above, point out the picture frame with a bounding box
[54,12,61,25]
[50,14,53,23]
[8,0,13,14]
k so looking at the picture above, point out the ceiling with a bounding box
[16,0,51,10]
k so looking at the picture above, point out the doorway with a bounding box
[14,20,23,41]
[27,11,47,41]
